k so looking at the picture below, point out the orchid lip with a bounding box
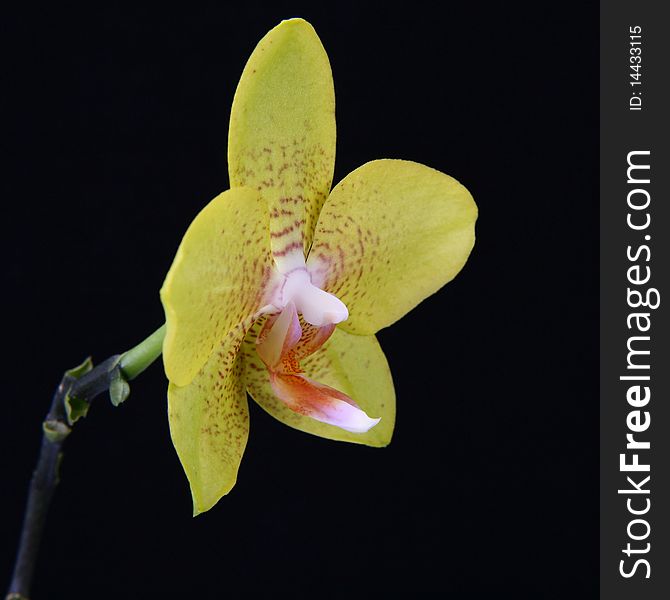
[269,265,349,327]
[255,302,381,435]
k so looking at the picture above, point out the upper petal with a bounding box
[160,187,274,387]
[228,18,336,271]
[307,160,477,335]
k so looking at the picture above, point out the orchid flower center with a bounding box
[255,266,379,434]
[274,267,348,328]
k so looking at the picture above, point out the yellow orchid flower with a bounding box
[160,18,478,515]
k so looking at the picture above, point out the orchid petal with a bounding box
[307,160,477,335]
[168,333,250,515]
[228,18,336,272]
[242,325,395,446]
[160,187,274,387]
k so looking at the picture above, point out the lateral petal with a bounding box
[307,159,477,335]
[228,18,336,271]
[160,187,274,387]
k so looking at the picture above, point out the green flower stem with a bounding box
[6,326,165,600]
[119,324,166,380]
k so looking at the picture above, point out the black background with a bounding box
[2,2,598,598]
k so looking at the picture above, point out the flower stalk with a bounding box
[119,324,166,380]
[5,326,165,600]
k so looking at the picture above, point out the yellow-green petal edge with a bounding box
[228,18,336,269]
[161,187,274,387]
[168,333,250,516]
[307,159,477,335]
[241,325,395,446]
